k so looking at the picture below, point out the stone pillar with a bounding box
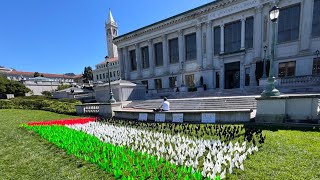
[178,30,184,64]
[220,24,224,54]
[118,48,125,80]
[254,5,263,58]
[240,56,245,89]
[125,47,130,80]
[148,39,154,76]
[250,63,257,86]
[299,0,313,52]
[206,21,213,67]
[241,18,246,50]
[162,34,169,72]
[219,59,224,90]
[196,24,203,69]
[135,44,142,78]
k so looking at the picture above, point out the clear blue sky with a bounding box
[0,0,212,75]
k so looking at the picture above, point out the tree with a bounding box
[57,84,71,91]
[34,72,40,77]
[0,76,30,96]
[41,91,52,97]
[82,66,93,83]
[40,74,44,77]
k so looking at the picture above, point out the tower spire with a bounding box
[107,9,115,24]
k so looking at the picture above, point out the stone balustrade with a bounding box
[278,75,320,87]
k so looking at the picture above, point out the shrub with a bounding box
[41,91,52,97]
[57,84,71,91]
[0,97,81,115]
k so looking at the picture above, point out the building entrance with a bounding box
[224,62,240,89]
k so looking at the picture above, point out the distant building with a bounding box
[0,67,13,73]
[5,70,75,83]
[93,10,121,83]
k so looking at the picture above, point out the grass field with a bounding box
[1,109,320,179]
[0,109,112,180]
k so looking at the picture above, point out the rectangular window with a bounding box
[185,74,195,87]
[278,4,301,43]
[110,72,112,77]
[141,46,149,69]
[185,33,197,61]
[245,17,254,49]
[117,70,120,76]
[103,73,105,79]
[154,42,163,66]
[154,79,162,90]
[224,20,241,53]
[313,0,320,37]
[99,74,102,79]
[141,80,148,93]
[245,67,250,86]
[113,71,116,77]
[313,58,320,75]
[278,61,296,77]
[129,50,137,71]
[216,72,220,88]
[96,75,99,80]
[214,26,221,55]
[169,76,177,88]
[169,38,179,64]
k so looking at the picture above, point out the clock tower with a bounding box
[106,9,118,58]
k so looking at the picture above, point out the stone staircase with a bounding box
[125,96,258,110]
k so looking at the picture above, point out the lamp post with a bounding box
[262,45,268,78]
[105,56,116,103]
[261,6,280,97]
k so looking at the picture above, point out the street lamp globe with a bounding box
[269,6,280,22]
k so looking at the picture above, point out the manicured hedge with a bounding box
[0,97,81,115]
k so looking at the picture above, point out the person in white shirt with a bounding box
[153,97,170,112]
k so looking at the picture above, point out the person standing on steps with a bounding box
[153,97,170,112]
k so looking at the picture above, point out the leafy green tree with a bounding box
[0,76,30,96]
[34,72,40,77]
[41,91,52,97]
[40,74,44,77]
[57,84,71,91]
[82,66,93,83]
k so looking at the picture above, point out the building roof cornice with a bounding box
[114,0,241,44]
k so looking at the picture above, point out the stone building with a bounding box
[93,10,121,83]
[114,0,320,95]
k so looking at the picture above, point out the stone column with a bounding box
[254,5,263,58]
[135,44,142,78]
[241,18,246,50]
[206,21,213,67]
[196,24,203,69]
[240,56,245,89]
[178,29,184,64]
[162,34,169,73]
[148,39,154,76]
[250,62,257,86]
[220,24,225,54]
[125,47,130,80]
[219,59,224,90]
[118,48,125,80]
[299,0,313,52]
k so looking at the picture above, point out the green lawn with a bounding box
[0,109,112,180]
[1,109,320,180]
